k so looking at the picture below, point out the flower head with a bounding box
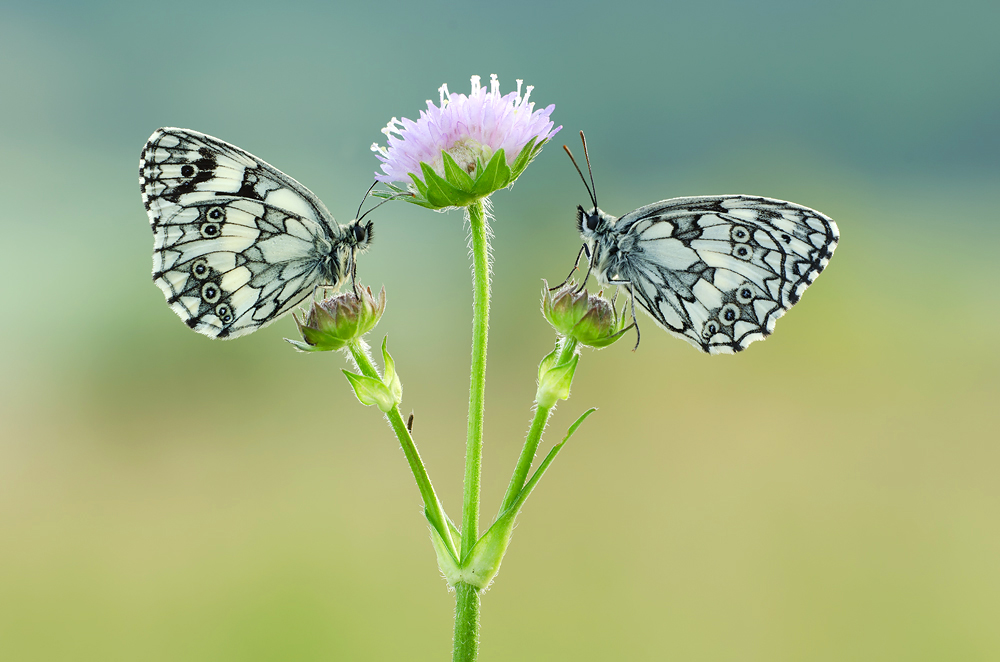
[542,280,634,349]
[371,75,561,209]
[286,286,386,352]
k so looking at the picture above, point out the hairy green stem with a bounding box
[452,582,481,662]
[499,337,579,515]
[462,199,490,557]
[454,199,490,662]
[347,341,457,558]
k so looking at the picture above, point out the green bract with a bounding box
[541,280,634,348]
[342,338,403,413]
[374,138,545,210]
[536,343,580,408]
[286,286,386,352]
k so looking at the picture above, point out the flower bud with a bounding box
[286,286,386,352]
[541,281,633,348]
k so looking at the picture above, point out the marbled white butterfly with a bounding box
[139,128,373,339]
[561,132,839,354]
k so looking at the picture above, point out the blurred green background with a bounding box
[1,0,998,659]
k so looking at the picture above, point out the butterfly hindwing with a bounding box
[612,195,838,354]
[140,128,348,339]
[150,197,338,338]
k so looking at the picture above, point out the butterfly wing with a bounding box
[611,195,838,354]
[139,128,347,338]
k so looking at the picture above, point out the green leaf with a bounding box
[342,370,395,411]
[505,407,596,516]
[381,336,402,403]
[408,172,429,198]
[458,408,597,589]
[471,148,512,197]
[535,352,579,408]
[370,182,409,200]
[284,338,325,352]
[563,407,598,442]
[427,513,463,584]
[509,137,539,180]
[420,162,476,208]
[537,343,560,382]
[441,150,476,192]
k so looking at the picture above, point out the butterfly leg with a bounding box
[572,245,594,294]
[549,244,589,291]
[348,251,361,297]
[573,253,594,293]
[605,276,641,351]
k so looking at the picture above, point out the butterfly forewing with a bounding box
[609,195,838,354]
[139,128,351,339]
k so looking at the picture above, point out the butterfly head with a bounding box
[576,205,614,240]
[347,219,374,252]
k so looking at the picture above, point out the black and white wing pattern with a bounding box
[609,195,838,354]
[139,127,351,339]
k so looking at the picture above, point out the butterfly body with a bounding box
[139,128,372,339]
[576,195,838,354]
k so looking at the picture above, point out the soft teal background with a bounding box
[2,1,999,660]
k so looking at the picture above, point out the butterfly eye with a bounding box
[207,206,225,221]
[731,225,750,242]
[353,223,366,243]
[201,281,221,304]
[586,214,599,231]
[719,304,740,325]
[736,284,754,304]
[191,258,210,279]
[181,164,197,178]
[703,321,720,337]
[733,243,752,260]
[215,304,233,323]
[200,222,221,238]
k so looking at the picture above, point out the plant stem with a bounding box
[462,199,490,558]
[499,337,579,515]
[452,582,481,662]
[347,341,457,558]
[453,199,490,662]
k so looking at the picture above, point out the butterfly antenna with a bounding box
[579,131,598,209]
[354,181,378,222]
[356,190,411,224]
[563,144,597,209]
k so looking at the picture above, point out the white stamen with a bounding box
[490,73,499,96]
[523,85,534,107]
[438,83,450,106]
[470,75,481,94]
[515,79,524,105]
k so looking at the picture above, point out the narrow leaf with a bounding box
[504,407,597,518]
[285,338,322,352]
[420,162,474,208]
[408,172,429,198]
[509,137,539,179]
[441,151,476,192]
[472,149,512,197]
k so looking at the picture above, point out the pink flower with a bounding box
[371,75,560,201]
